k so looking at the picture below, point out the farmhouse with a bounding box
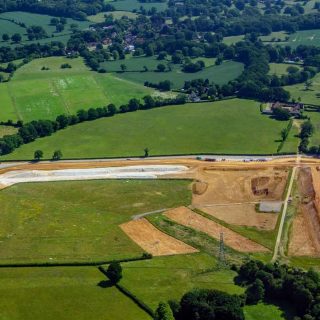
[263,101,304,117]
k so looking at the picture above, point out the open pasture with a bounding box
[268,63,302,76]
[110,0,168,12]
[261,29,320,48]
[0,99,300,160]
[0,125,17,138]
[0,179,190,263]
[0,57,153,122]
[285,72,320,106]
[88,10,138,22]
[0,267,151,320]
[112,60,244,88]
[0,12,90,46]
[120,253,244,310]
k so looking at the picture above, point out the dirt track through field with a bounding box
[289,167,320,257]
[120,218,198,256]
[164,207,269,253]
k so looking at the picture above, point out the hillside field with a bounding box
[88,11,138,22]
[0,11,90,46]
[0,57,153,122]
[0,179,190,263]
[109,0,168,12]
[268,63,302,76]
[0,98,300,160]
[285,72,320,106]
[260,29,320,48]
[104,57,244,88]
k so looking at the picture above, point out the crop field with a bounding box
[0,99,300,160]
[119,253,244,310]
[88,11,138,22]
[0,57,153,122]
[0,12,90,46]
[109,0,168,12]
[0,267,150,320]
[0,179,190,263]
[285,72,320,106]
[113,60,244,88]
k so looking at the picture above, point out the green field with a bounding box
[110,0,168,12]
[244,303,286,320]
[0,12,90,46]
[0,125,17,137]
[306,111,320,147]
[0,98,299,160]
[0,267,151,320]
[0,56,153,122]
[285,72,320,106]
[0,179,190,263]
[261,29,320,48]
[222,35,245,45]
[110,59,244,88]
[120,253,244,309]
[88,11,138,22]
[269,63,302,76]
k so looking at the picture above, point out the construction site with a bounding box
[1,156,320,260]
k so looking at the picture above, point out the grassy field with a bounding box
[0,56,153,122]
[306,111,320,146]
[1,99,300,160]
[0,125,17,137]
[261,30,320,48]
[0,179,190,263]
[120,253,244,310]
[0,12,90,46]
[222,35,245,45]
[110,0,168,12]
[112,59,244,88]
[0,266,151,320]
[268,63,302,76]
[88,11,138,22]
[244,303,286,320]
[285,72,320,106]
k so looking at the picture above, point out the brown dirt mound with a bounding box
[120,218,198,256]
[164,207,269,253]
[289,167,320,257]
[197,204,278,230]
[192,181,208,195]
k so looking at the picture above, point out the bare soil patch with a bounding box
[164,207,269,253]
[192,181,208,195]
[192,167,289,206]
[289,167,320,257]
[120,218,198,256]
[198,204,278,230]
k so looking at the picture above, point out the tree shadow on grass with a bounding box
[97,280,113,288]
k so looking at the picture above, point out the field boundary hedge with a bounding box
[98,266,155,317]
[0,254,152,268]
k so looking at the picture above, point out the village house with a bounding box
[262,101,304,117]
